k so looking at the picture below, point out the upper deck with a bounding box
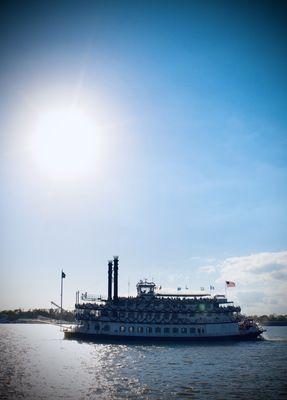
[75,260,236,315]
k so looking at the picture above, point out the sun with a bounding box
[30,106,98,179]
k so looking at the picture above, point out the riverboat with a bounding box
[64,256,264,341]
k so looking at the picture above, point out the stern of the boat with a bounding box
[238,318,265,338]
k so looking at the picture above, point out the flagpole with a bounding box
[225,282,227,297]
[60,269,63,316]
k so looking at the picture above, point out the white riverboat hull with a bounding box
[64,331,263,342]
[64,321,264,342]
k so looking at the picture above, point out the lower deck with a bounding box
[65,320,262,340]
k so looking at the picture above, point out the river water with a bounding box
[0,324,286,399]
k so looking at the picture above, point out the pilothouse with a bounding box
[137,280,156,297]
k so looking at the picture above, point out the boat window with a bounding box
[197,328,201,334]
[128,326,134,333]
[181,327,187,334]
[120,326,125,332]
[103,325,110,332]
[137,326,144,333]
[155,327,161,333]
[164,327,170,333]
[190,327,196,333]
[146,327,152,334]
[173,327,178,334]
[94,324,100,330]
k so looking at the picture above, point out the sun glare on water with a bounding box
[30,106,98,179]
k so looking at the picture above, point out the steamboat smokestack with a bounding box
[108,260,113,301]
[113,256,119,300]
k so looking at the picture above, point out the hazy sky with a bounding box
[1,0,287,314]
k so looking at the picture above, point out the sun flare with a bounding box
[30,106,98,179]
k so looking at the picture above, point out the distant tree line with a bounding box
[252,314,287,326]
[0,308,75,323]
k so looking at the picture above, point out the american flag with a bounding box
[226,281,235,287]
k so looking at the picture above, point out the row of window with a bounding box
[111,310,216,318]
[89,323,205,334]
[119,326,204,334]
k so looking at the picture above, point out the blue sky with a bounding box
[1,1,287,313]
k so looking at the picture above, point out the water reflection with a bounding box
[0,324,286,399]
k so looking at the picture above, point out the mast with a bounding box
[60,269,66,315]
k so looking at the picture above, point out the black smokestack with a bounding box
[108,260,113,301]
[113,256,119,300]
